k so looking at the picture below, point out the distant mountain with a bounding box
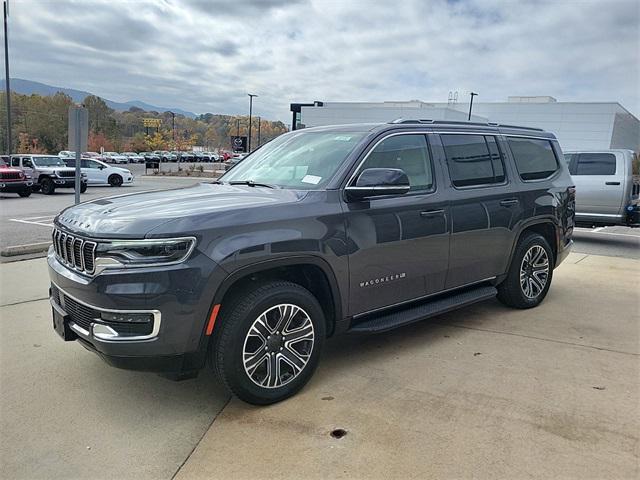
[1,78,196,118]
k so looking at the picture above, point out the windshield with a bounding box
[220,130,366,189]
[33,156,66,167]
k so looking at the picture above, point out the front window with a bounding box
[220,130,366,189]
[32,156,66,167]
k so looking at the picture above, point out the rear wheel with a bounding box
[211,281,325,405]
[40,178,55,195]
[497,232,553,309]
[108,174,123,187]
[18,188,31,197]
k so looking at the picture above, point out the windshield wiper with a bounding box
[228,180,278,189]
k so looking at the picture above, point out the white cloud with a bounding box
[6,0,639,122]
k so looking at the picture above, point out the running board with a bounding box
[348,285,497,334]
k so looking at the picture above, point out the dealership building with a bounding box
[290,96,640,152]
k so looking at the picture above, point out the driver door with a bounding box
[343,133,450,316]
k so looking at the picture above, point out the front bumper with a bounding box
[47,247,227,372]
[52,178,88,187]
[0,180,32,192]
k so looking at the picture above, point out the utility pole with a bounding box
[3,0,11,154]
[236,118,240,137]
[468,92,478,121]
[247,93,257,152]
[168,111,175,141]
[257,116,261,147]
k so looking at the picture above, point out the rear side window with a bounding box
[507,137,558,181]
[441,134,506,187]
[568,153,616,176]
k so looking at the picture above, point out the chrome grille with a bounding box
[52,228,97,275]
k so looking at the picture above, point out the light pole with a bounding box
[468,92,478,121]
[3,0,11,154]
[247,93,257,152]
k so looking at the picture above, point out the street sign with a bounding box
[142,118,162,128]
[68,105,88,152]
[231,135,247,153]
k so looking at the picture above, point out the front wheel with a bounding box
[18,188,32,197]
[108,174,123,187]
[497,232,554,309]
[212,281,326,405]
[40,178,55,195]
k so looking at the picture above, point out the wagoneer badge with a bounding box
[360,272,406,288]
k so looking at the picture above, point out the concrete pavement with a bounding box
[1,253,638,479]
[0,257,230,480]
[176,252,639,479]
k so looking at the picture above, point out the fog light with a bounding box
[100,312,153,324]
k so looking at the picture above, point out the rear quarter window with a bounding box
[507,137,559,181]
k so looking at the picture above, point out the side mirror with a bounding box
[99,165,106,169]
[345,168,411,201]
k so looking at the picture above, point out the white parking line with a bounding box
[574,228,639,239]
[9,217,55,228]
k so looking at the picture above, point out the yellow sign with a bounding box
[142,118,162,128]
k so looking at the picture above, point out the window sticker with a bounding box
[301,174,322,185]
[334,136,353,141]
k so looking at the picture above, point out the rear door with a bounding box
[438,133,523,288]
[566,152,625,218]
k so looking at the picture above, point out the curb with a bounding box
[1,242,52,257]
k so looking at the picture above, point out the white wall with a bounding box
[299,101,639,153]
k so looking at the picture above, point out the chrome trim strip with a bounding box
[50,281,161,342]
[353,277,496,319]
[575,212,623,219]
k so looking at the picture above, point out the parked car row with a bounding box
[59,150,225,164]
[0,153,134,196]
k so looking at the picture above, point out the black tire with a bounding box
[108,174,123,187]
[40,178,55,195]
[80,183,88,193]
[497,232,554,309]
[18,188,31,197]
[211,281,326,405]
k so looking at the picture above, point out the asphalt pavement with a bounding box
[0,164,213,252]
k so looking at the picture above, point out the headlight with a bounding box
[95,237,196,269]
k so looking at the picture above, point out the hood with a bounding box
[55,182,307,238]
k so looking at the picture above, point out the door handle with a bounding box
[605,181,620,186]
[500,198,519,207]
[420,209,444,217]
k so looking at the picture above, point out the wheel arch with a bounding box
[210,256,343,338]
[506,218,559,274]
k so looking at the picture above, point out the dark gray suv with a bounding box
[48,120,575,404]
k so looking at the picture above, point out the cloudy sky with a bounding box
[6,0,640,122]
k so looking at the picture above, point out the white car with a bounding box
[58,151,76,159]
[102,152,129,164]
[122,152,144,163]
[64,157,134,187]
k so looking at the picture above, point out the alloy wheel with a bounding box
[242,304,315,389]
[520,245,550,299]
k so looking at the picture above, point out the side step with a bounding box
[348,285,497,334]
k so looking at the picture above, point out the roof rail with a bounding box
[387,119,544,131]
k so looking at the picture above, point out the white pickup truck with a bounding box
[564,149,639,228]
